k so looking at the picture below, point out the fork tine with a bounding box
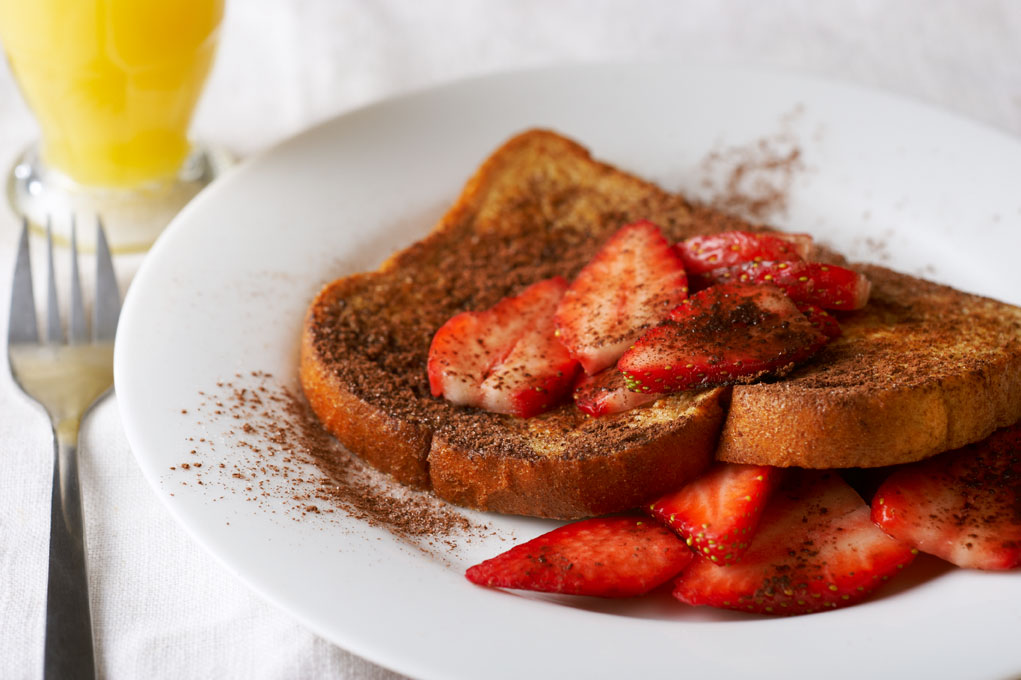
[92,219,120,342]
[69,217,87,344]
[8,218,39,345]
[45,218,62,344]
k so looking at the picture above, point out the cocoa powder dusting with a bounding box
[696,109,806,222]
[169,371,493,555]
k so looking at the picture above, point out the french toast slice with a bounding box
[717,265,1021,467]
[300,130,729,519]
[301,128,1021,519]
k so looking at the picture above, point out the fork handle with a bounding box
[44,433,96,680]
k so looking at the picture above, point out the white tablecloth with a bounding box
[1,2,1019,678]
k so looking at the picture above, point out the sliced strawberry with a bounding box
[617,283,826,394]
[466,515,692,597]
[428,306,525,404]
[573,368,660,417]
[701,261,871,310]
[555,220,689,375]
[676,231,812,275]
[674,471,917,616]
[649,463,784,565]
[777,233,815,259]
[872,423,1021,570]
[428,277,579,417]
[480,328,581,418]
[796,303,842,341]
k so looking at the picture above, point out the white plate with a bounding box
[115,65,1021,680]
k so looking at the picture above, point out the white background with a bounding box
[1,2,1019,678]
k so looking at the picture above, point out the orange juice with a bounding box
[0,0,223,187]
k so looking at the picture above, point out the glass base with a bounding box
[6,142,232,253]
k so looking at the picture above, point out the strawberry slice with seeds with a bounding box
[674,471,917,616]
[703,261,871,310]
[617,283,826,393]
[555,220,689,375]
[676,231,812,275]
[872,423,1021,570]
[466,515,692,597]
[428,277,579,417]
[649,463,784,565]
[573,367,660,417]
[796,303,842,341]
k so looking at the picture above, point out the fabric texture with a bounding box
[0,1,1018,678]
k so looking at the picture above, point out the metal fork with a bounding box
[8,218,120,680]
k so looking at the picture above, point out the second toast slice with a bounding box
[719,265,1021,467]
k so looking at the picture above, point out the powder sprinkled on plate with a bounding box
[695,108,807,223]
[169,371,493,556]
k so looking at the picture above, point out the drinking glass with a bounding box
[0,0,229,252]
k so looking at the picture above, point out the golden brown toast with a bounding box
[300,129,1021,519]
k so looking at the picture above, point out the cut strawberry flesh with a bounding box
[618,283,826,393]
[796,303,842,341]
[674,471,917,615]
[466,515,693,597]
[701,261,871,310]
[480,321,581,418]
[573,367,660,417]
[555,220,689,375]
[428,277,579,417]
[777,233,815,259]
[676,231,812,275]
[649,463,784,565]
[872,423,1021,570]
[428,307,523,404]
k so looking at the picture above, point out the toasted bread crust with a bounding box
[301,128,1021,517]
[429,390,726,518]
[300,278,433,489]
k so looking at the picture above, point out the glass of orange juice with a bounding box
[0,0,229,251]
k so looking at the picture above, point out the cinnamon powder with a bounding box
[170,371,492,554]
[695,111,806,222]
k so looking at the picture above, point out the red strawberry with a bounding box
[702,261,871,310]
[676,231,812,275]
[777,232,815,259]
[649,463,784,565]
[555,221,689,375]
[796,303,842,341]
[573,368,659,416]
[617,283,826,393]
[428,277,579,417]
[872,423,1021,570]
[466,515,693,597]
[674,471,917,616]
